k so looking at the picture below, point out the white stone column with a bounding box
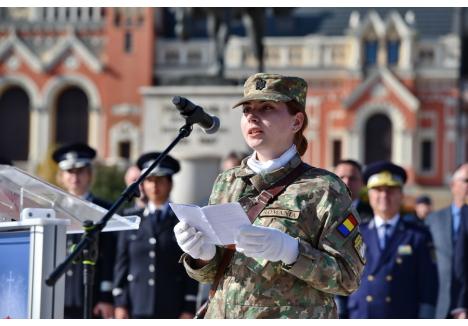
[348,36,361,69]
[280,46,289,67]
[81,7,90,22]
[28,107,40,163]
[58,7,66,21]
[172,158,220,206]
[88,108,100,152]
[398,129,414,167]
[46,8,55,21]
[70,8,78,22]
[347,129,362,162]
[92,7,101,22]
[32,107,51,165]
[31,8,43,21]
[399,37,412,70]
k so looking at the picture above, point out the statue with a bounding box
[171,8,291,80]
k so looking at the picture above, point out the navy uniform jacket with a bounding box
[348,217,438,318]
[355,199,373,224]
[113,204,198,318]
[64,194,116,318]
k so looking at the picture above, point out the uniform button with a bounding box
[148,264,155,272]
[385,296,392,303]
[396,257,403,264]
[386,275,393,282]
[149,237,157,245]
[148,278,155,286]
[366,295,373,302]
[66,270,73,277]
[367,275,375,281]
[127,274,134,282]
[130,234,137,241]
[149,251,155,258]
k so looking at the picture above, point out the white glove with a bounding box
[174,221,216,261]
[235,224,299,265]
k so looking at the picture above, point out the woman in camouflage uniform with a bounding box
[174,73,365,318]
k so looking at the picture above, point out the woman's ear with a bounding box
[292,112,305,131]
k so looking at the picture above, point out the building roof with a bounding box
[161,7,457,39]
[0,28,103,73]
[285,8,456,37]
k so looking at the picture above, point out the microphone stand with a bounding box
[46,120,195,318]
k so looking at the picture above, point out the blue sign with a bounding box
[0,231,30,319]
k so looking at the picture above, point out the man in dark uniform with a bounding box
[53,143,116,318]
[414,195,433,221]
[334,160,373,223]
[113,152,198,319]
[333,159,373,318]
[347,161,438,318]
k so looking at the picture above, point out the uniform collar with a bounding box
[80,192,92,201]
[451,202,462,216]
[144,200,170,216]
[236,152,303,193]
[374,214,400,229]
[246,144,298,174]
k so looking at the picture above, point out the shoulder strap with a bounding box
[246,162,310,223]
[194,162,311,318]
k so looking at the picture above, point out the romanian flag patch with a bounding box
[337,213,358,237]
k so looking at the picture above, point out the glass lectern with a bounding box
[0,165,140,318]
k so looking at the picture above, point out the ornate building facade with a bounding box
[0,7,153,170]
[0,8,466,205]
[150,8,467,200]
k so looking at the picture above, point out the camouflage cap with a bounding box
[232,73,307,109]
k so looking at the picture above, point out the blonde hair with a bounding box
[286,101,308,156]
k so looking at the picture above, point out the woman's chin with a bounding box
[246,139,263,150]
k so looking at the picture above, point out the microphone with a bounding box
[172,96,220,134]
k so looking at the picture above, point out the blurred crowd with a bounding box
[2,144,466,319]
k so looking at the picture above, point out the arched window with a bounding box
[365,113,392,164]
[54,86,88,145]
[386,27,400,66]
[362,27,378,68]
[364,39,378,67]
[0,86,30,160]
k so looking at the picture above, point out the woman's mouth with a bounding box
[248,127,263,136]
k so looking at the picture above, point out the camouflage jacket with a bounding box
[182,154,365,318]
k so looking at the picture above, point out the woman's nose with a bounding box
[246,111,259,122]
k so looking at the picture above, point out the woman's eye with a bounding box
[242,107,250,114]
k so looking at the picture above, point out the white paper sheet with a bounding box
[169,202,251,245]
